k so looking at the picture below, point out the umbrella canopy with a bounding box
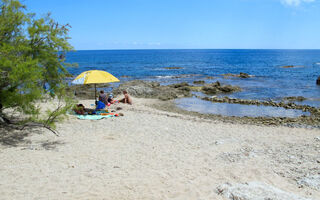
[72,70,120,101]
[72,70,119,85]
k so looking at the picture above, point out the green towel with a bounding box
[77,115,114,120]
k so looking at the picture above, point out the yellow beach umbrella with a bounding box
[72,70,120,100]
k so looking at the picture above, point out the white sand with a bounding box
[0,98,320,200]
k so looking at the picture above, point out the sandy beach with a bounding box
[1,97,320,200]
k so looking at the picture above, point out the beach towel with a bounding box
[77,115,114,120]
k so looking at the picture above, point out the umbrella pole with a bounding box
[95,84,97,102]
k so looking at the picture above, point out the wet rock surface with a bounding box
[283,96,307,102]
[201,81,241,95]
[281,65,304,69]
[216,182,312,200]
[282,65,295,68]
[193,80,205,85]
[164,67,183,70]
[317,76,320,85]
[112,80,192,101]
[170,74,201,79]
[111,80,241,101]
[221,72,252,78]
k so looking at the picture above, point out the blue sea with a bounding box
[66,49,320,115]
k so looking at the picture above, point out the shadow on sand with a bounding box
[0,125,64,150]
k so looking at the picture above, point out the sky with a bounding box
[23,0,320,50]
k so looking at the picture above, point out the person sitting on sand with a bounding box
[107,93,115,104]
[119,90,132,105]
[98,90,107,104]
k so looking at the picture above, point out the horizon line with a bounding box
[72,48,320,51]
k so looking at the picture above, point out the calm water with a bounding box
[176,97,310,118]
[66,49,320,109]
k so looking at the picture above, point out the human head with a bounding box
[123,90,128,94]
[100,90,104,94]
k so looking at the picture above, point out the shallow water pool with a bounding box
[175,97,310,118]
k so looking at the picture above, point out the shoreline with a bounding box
[153,99,319,129]
[69,79,320,129]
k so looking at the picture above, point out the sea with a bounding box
[66,49,320,117]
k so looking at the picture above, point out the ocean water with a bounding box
[66,49,320,108]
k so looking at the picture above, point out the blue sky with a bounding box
[24,0,320,50]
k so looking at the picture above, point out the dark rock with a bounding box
[193,80,205,85]
[201,81,241,95]
[220,85,241,93]
[317,76,320,85]
[283,96,307,102]
[169,82,189,88]
[179,86,191,92]
[112,80,192,101]
[281,65,304,69]
[202,86,219,94]
[222,72,252,79]
[164,67,183,70]
[282,65,295,68]
[239,72,250,78]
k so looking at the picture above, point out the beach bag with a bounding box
[96,101,106,110]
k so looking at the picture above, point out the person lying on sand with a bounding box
[119,90,132,105]
[73,104,85,115]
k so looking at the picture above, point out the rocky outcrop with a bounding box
[112,80,191,101]
[112,80,242,101]
[282,65,295,68]
[239,72,250,78]
[281,65,304,69]
[222,72,252,78]
[283,96,307,102]
[201,81,241,95]
[164,67,183,70]
[193,80,205,85]
[316,76,320,85]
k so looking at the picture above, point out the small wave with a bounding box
[155,75,175,78]
[315,62,320,65]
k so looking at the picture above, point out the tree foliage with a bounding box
[0,0,74,132]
